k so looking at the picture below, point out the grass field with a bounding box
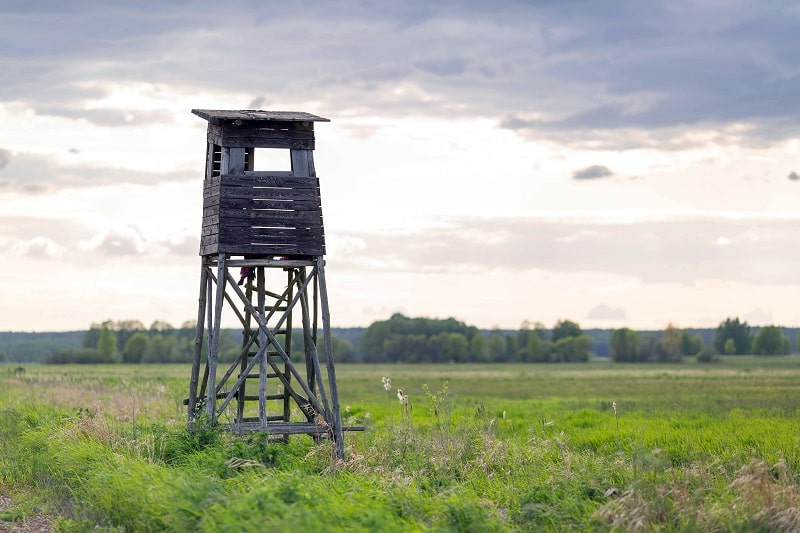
[1,358,799,531]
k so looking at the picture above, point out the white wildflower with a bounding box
[397,389,409,406]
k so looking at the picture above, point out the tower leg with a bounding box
[188,263,209,426]
[206,254,227,419]
[317,257,345,460]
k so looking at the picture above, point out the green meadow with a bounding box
[1,359,799,531]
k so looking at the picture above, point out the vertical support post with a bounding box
[237,276,254,422]
[188,263,209,426]
[317,256,345,459]
[206,253,227,419]
[223,147,247,175]
[283,268,294,423]
[257,266,268,426]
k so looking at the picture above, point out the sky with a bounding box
[1,0,800,332]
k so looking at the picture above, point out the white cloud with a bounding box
[587,304,627,321]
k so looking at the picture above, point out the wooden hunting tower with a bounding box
[186,109,354,458]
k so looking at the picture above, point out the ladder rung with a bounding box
[243,328,287,336]
[238,415,290,423]
[235,394,287,401]
[246,348,288,358]
[243,372,286,379]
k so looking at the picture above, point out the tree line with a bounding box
[358,314,593,363]
[44,319,355,365]
[32,315,800,365]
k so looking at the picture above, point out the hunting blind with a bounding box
[186,109,357,459]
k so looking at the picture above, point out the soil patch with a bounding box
[0,495,53,533]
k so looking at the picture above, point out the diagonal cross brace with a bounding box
[219,268,326,418]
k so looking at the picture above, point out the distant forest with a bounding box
[1,314,798,364]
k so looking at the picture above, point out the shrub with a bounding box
[696,347,719,363]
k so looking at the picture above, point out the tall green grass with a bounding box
[0,360,799,531]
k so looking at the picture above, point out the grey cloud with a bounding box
[0,152,195,193]
[0,149,9,170]
[2,1,800,147]
[248,96,268,109]
[34,106,172,127]
[573,165,613,180]
[0,215,84,242]
[414,58,468,77]
[17,237,61,259]
[91,228,146,256]
[0,213,199,259]
[587,304,626,321]
[163,236,200,256]
[332,215,800,286]
[789,171,799,181]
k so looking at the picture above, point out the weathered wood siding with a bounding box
[201,173,325,256]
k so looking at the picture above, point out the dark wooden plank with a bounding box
[246,227,325,239]
[203,206,324,223]
[251,200,320,210]
[217,196,294,209]
[201,225,220,237]
[224,174,319,188]
[201,232,325,247]
[208,124,317,150]
[208,226,321,238]
[221,147,245,175]
[200,243,218,255]
[217,243,325,256]
[290,150,312,177]
[219,188,320,202]
[218,232,324,246]
[220,212,323,225]
[202,214,220,227]
[214,233,323,248]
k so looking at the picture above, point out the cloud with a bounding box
[0,152,194,193]
[7,236,66,259]
[744,308,773,325]
[587,304,626,321]
[79,226,147,255]
[3,1,800,148]
[331,214,800,286]
[414,58,469,77]
[34,106,171,128]
[161,236,200,256]
[0,149,9,170]
[573,165,613,180]
[789,171,799,181]
[248,95,268,109]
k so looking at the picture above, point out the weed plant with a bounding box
[0,360,798,531]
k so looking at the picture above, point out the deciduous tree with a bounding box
[122,332,149,364]
[610,328,639,362]
[97,326,118,361]
[713,318,751,355]
[752,326,791,356]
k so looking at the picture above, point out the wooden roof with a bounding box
[192,109,330,125]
